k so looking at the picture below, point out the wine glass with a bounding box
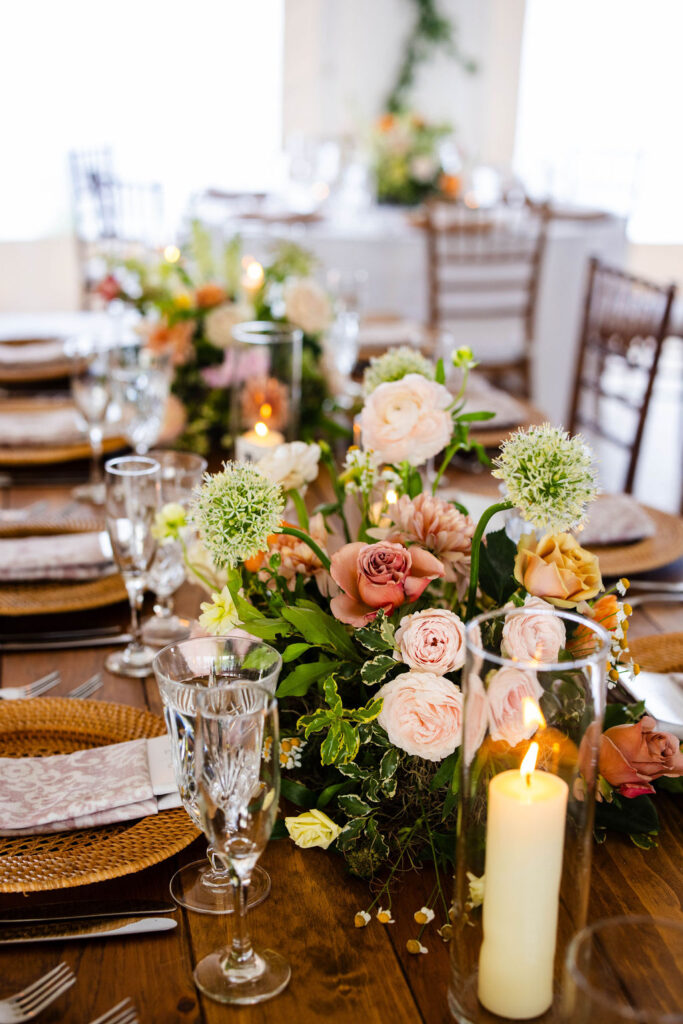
[70,347,112,505]
[104,455,160,677]
[141,450,207,647]
[152,635,282,915]
[192,681,290,1005]
[111,346,171,454]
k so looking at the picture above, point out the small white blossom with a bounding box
[341,446,380,496]
[354,911,371,928]
[198,586,240,636]
[414,906,435,924]
[377,907,395,924]
[466,871,485,909]
[256,442,320,493]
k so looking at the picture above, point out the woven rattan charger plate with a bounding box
[0,698,199,893]
[629,633,683,675]
[0,396,125,466]
[587,505,683,577]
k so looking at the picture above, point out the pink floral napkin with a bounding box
[0,406,84,447]
[0,339,67,367]
[0,532,115,582]
[0,735,181,836]
[578,494,656,546]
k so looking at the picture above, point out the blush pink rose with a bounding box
[330,541,444,627]
[487,667,544,748]
[377,671,463,762]
[501,596,566,663]
[395,608,466,674]
[359,374,453,467]
[599,716,683,796]
[464,672,489,765]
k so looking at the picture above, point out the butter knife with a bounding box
[0,634,132,652]
[0,898,175,924]
[0,916,177,945]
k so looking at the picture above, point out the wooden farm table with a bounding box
[0,478,682,1024]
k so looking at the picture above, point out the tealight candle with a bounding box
[478,741,568,1020]
[235,420,284,463]
[241,258,264,300]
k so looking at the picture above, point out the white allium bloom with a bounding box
[204,301,252,349]
[492,423,598,531]
[284,278,331,335]
[363,346,435,396]
[256,441,321,493]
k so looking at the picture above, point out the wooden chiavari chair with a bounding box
[568,256,676,494]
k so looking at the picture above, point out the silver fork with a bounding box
[67,672,103,700]
[0,962,76,1023]
[87,998,139,1024]
[0,671,61,701]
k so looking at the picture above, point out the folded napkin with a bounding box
[0,339,67,367]
[0,735,181,836]
[0,532,115,582]
[578,494,656,547]
[0,406,85,447]
[460,377,527,428]
[358,320,429,349]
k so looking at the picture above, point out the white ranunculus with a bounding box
[284,278,332,336]
[256,441,321,492]
[204,301,252,349]
[359,373,453,467]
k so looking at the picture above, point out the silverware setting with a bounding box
[0,671,61,701]
[66,672,103,700]
[0,962,75,1023]
[88,998,139,1024]
[626,592,683,608]
[0,916,178,945]
[0,898,176,925]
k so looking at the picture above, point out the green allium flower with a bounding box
[363,346,435,396]
[492,424,597,531]
[190,462,285,568]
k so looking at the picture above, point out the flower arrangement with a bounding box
[372,112,458,206]
[97,224,333,454]
[160,345,682,946]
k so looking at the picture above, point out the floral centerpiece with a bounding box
[159,346,683,947]
[97,224,334,454]
[372,111,459,206]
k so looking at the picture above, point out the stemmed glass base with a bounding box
[141,613,191,647]
[193,947,291,1005]
[170,860,271,915]
[71,481,106,505]
[105,642,158,678]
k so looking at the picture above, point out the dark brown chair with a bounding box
[568,257,676,494]
[421,202,550,396]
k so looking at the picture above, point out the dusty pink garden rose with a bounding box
[330,541,444,626]
[395,609,466,674]
[377,671,463,762]
[486,666,544,748]
[359,374,453,466]
[501,596,566,663]
[599,716,683,797]
[383,493,474,596]
[464,673,488,765]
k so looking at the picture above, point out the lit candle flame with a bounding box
[522,697,546,731]
[259,402,272,421]
[254,421,268,438]
[520,741,539,785]
[242,257,264,289]
[385,488,398,506]
[163,244,181,263]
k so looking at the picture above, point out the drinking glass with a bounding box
[562,916,683,1023]
[192,681,290,1005]
[141,450,207,646]
[153,635,282,915]
[71,348,112,505]
[111,346,171,454]
[104,456,160,678]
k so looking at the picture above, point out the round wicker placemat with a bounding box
[629,633,683,674]
[0,357,86,385]
[0,698,199,893]
[588,505,683,577]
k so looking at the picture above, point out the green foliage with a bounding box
[276,660,342,699]
[594,793,659,839]
[478,528,518,605]
[297,677,383,766]
[355,612,396,652]
[281,605,359,661]
[361,654,399,686]
[603,701,646,730]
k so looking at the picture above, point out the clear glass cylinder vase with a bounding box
[449,606,610,1024]
[230,321,303,460]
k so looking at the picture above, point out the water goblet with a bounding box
[111,346,171,455]
[192,681,290,1005]
[152,635,282,915]
[70,347,112,505]
[104,455,160,678]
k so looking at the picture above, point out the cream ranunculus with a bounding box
[377,671,463,762]
[514,533,603,608]
[359,374,453,467]
[501,595,566,663]
[486,666,544,748]
[395,608,466,674]
[198,585,240,635]
[256,441,321,493]
[283,278,332,336]
[285,808,342,850]
[204,301,252,349]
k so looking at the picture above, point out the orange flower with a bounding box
[195,282,227,308]
[377,113,395,133]
[439,173,461,199]
[568,595,619,658]
[145,319,196,366]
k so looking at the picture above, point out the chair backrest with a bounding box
[422,203,550,353]
[568,257,676,494]
[69,148,163,246]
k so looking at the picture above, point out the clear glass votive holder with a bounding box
[449,607,610,1024]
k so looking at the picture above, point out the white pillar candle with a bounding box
[235,422,285,463]
[478,744,568,1020]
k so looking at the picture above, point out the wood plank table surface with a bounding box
[0,476,681,1024]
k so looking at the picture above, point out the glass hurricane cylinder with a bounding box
[230,322,303,459]
[449,607,610,1024]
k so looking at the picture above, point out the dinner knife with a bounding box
[0,916,178,945]
[0,634,133,652]
[0,898,175,924]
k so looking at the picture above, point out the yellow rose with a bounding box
[514,533,603,608]
[284,809,342,850]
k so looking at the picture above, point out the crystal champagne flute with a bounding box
[71,348,112,505]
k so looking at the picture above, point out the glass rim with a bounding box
[195,679,277,718]
[152,632,283,681]
[565,914,683,1023]
[104,455,161,477]
[147,449,208,473]
[465,605,611,671]
[231,320,304,346]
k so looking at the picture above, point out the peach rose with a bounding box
[501,596,566,663]
[195,282,227,308]
[359,374,453,467]
[464,672,488,765]
[145,319,196,366]
[330,541,445,627]
[599,716,683,796]
[377,671,463,762]
[514,533,603,608]
[395,608,466,675]
[486,666,544,748]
